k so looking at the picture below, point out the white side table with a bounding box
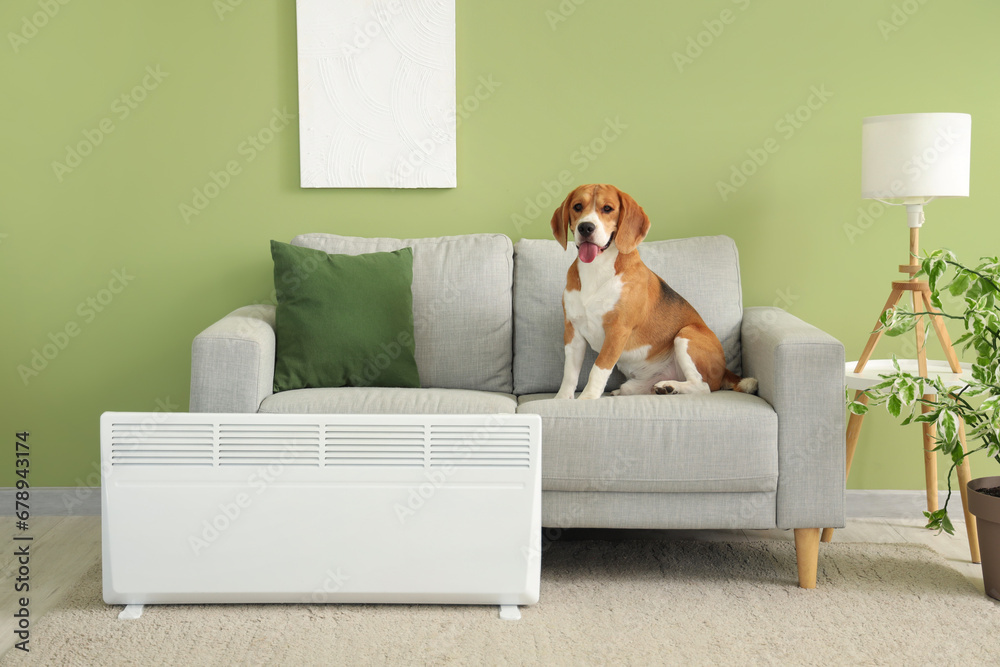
[829,359,981,563]
[844,358,973,394]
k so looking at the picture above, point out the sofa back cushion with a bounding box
[512,235,743,395]
[292,233,514,393]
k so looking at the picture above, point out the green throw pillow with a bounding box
[270,240,420,392]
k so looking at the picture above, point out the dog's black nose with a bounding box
[578,222,595,238]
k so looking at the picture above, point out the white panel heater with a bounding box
[101,413,541,606]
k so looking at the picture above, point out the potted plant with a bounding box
[849,249,1000,600]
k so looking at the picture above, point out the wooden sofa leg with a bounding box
[794,528,821,589]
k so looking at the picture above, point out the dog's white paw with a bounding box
[653,380,681,395]
[554,390,575,400]
[610,389,621,397]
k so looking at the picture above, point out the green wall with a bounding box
[3,1,1000,490]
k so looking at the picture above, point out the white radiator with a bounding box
[100,412,541,606]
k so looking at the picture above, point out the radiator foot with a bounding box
[499,605,520,621]
[118,604,144,620]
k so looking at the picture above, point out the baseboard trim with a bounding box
[1,487,958,520]
[1,486,101,516]
[845,489,954,519]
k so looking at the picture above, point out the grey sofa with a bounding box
[190,232,845,588]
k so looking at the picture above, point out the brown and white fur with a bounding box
[551,184,757,400]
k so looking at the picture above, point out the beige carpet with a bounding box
[5,538,1000,666]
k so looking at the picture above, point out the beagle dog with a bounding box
[550,184,757,400]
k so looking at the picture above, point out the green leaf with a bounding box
[920,255,936,278]
[899,379,917,406]
[940,512,955,536]
[924,509,956,535]
[937,409,959,446]
[847,401,869,416]
[949,272,971,296]
[928,258,946,292]
[951,444,968,466]
[887,394,902,418]
[900,413,914,426]
[883,314,914,337]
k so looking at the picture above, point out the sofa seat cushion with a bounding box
[516,392,777,493]
[259,387,518,414]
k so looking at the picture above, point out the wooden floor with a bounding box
[0,516,985,657]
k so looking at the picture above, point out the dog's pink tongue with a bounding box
[578,242,599,263]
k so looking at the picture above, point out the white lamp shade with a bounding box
[861,113,971,199]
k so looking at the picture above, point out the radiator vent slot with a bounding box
[110,423,214,466]
[218,424,322,467]
[324,424,426,467]
[430,424,531,468]
[108,418,534,469]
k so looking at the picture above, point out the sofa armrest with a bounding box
[190,305,276,413]
[741,307,845,530]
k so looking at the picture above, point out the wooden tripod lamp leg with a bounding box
[854,288,905,374]
[912,289,939,515]
[921,288,962,373]
[955,418,982,563]
[919,399,939,514]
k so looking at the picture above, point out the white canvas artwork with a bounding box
[296,0,456,188]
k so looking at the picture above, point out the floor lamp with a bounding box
[825,113,980,562]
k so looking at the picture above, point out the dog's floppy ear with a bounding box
[614,189,650,254]
[550,192,573,250]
